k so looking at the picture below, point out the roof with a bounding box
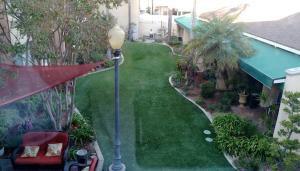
[239,39,300,88]
[0,63,101,107]
[175,16,300,88]
[174,16,202,31]
[244,12,300,51]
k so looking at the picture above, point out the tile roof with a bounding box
[243,12,300,51]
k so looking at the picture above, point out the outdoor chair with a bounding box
[12,131,69,170]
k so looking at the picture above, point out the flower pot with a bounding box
[239,93,248,107]
[0,147,4,156]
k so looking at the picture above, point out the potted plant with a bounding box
[239,90,248,107]
[259,92,271,107]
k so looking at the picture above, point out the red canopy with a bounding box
[0,63,102,107]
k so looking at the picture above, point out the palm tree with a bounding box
[184,15,254,90]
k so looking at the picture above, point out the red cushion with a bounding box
[15,149,62,165]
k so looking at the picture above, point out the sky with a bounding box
[140,0,300,22]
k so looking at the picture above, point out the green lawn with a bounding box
[75,42,233,171]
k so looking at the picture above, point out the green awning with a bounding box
[239,39,300,88]
[175,16,202,31]
[175,16,300,89]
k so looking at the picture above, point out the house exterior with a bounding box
[174,15,300,141]
[101,0,140,40]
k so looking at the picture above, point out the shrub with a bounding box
[218,98,231,112]
[213,114,272,165]
[201,81,215,98]
[207,104,218,112]
[176,59,187,73]
[202,69,216,81]
[222,91,239,105]
[103,60,114,68]
[168,36,182,46]
[70,113,95,146]
[90,51,104,62]
[213,114,249,136]
[196,97,205,106]
[172,71,185,87]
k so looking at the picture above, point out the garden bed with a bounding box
[171,71,270,133]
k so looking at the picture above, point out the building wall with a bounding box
[138,14,178,39]
[182,28,191,44]
[100,0,140,40]
[273,67,300,153]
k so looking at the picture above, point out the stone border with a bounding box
[161,43,182,57]
[168,75,238,170]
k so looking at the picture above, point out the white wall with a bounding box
[139,14,179,38]
[101,0,140,40]
[273,67,300,151]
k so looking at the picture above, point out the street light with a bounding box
[108,25,126,171]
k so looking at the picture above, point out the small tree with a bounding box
[0,0,126,130]
[277,91,300,170]
[184,15,254,90]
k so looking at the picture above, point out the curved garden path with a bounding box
[76,42,233,171]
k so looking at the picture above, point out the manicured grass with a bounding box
[76,42,233,171]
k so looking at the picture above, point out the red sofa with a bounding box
[12,131,69,169]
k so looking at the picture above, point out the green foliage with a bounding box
[103,60,115,68]
[222,91,239,105]
[202,69,216,81]
[195,97,205,106]
[213,114,251,136]
[90,51,105,62]
[3,0,123,64]
[172,71,185,87]
[184,15,254,78]
[68,146,79,161]
[275,91,300,170]
[207,104,218,112]
[70,113,95,146]
[200,81,215,98]
[168,36,182,46]
[213,113,272,167]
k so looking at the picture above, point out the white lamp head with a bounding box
[108,25,125,50]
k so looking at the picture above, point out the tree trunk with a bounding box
[215,72,227,90]
[168,8,172,42]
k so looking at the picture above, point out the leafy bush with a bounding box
[172,71,185,87]
[202,69,216,81]
[222,91,239,105]
[200,81,215,98]
[176,59,187,73]
[90,51,104,62]
[213,114,272,165]
[70,113,95,146]
[103,60,114,68]
[218,98,231,112]
[196,97,205,106]
[168,36,182,46]
[213,114,249,136]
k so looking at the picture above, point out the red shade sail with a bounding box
[0,63,102,107]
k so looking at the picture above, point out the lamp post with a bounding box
[108,25,126,171]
